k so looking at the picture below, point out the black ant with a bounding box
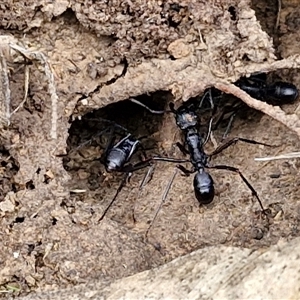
[168,101,273,207]
[97,127,189,222]
[131,95,274,237]
[235,73,298,105]
[197,74,299,139]
[65,116,189,223]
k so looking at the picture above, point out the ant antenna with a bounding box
[145,168,178,239]
[129,98,170,114]
[98,173,130,223]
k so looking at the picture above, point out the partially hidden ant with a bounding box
[197,74,299,139]
[235,73,299,105]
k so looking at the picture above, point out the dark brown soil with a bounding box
[1,0,300,297]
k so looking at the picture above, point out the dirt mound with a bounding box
[1,0,300,297]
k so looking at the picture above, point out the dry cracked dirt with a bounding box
[1,0,300,297]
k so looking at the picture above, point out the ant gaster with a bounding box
[104,133,140,172]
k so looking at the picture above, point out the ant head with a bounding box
[193,170,214,204]
[175,109,198,130]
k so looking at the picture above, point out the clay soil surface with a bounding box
[1,0,300,297]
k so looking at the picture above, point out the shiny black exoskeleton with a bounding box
[169,100,272,212]
[104,133,140,172]
[196,75,299,140]
[103,132,187,174]
[236,74,298,105]
[170,102,214,204]
[98,123,190,222]
[129,97,270,212]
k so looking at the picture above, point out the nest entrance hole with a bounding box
[0,146,20,201]
[63,92,172,224]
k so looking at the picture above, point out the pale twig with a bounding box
[145,168,178,239]
[0,47,11,126]
[255,152,300,162]
[234,54,300,76]
[275,0,282,32]
[11,63,29,115]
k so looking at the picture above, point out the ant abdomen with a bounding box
[193,170,214,204]
[266,82,298,104]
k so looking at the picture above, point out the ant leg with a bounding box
[70,127,111,154]
[212,110,227,131]
[121,156,190,173]
[221,112,236,142]
[100,127,118,163]
[129,98,167,114]
[139,164,156,188]
[85,117,129,133]
[145,168,178,239]
[121,160,151,173]
[176,142,189,156]
[207,164,267,215]
[151,156,190,164]
[207,88,214,109]
[169,102,177,113]
[198,88,214,109]
[177,164,194,176]
[133,165,156,223]
[136,140,148,161]
[209,137,274,158]
[211,101,242,132]
[98,173,130,223]
[203,116,214,146]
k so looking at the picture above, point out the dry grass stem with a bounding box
[9,44,58,139]
[0,47,11,127]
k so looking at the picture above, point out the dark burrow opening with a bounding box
[251,0,278,38]
[61,80,274,230]
[63,91,173,225]
[63,70,298,230]
[61,73,300,254]
[0,146,20,201]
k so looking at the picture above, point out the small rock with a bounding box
[0,197,15,212]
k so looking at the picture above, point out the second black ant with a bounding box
[132,88,277,237]
[235,73,298,105]
[167,100,273,208]
[197,73,298,140]
[65,115,189,223]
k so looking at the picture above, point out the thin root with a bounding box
[11,63,29,115]
[0,47,11,127]
[9,44,58,139]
